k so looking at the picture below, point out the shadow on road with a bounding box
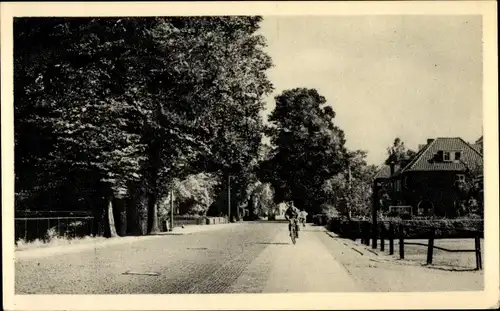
[252,220,289,224]
[423,265,479,272]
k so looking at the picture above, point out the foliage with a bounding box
[260,88,347,214]
[385,137,416,166]
[248,182,274,217]
[328,218,484,240]
[14,17,273,237]
[171,173,220,216]
[321,150,377,219]
[453,160,483,216]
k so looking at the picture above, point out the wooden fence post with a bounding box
[399,223,404,259]
[365,222,371,246]
[426,228,435,265]
[380,223,385,252]
[389,223,394,255]
[475,235,482,270]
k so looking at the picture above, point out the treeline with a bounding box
[14,17,274,236]
[15,17,378,239]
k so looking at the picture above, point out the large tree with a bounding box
[14,17,273,237]
[261,88,347,214]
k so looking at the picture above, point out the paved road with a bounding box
[15,221,483,294]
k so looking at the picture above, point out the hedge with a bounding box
[312,214,331,226]
[328,218,483,239]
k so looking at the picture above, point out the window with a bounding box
[443,151,451,161]
[456,174,465,182]
[454,152,461,161]
[395,180,401,191]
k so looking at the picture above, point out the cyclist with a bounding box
[284,200,300,238]
[298,209,308,227]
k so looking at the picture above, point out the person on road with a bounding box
[284,201,300,238]
[298,209,308,227]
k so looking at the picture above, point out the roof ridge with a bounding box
[458,137,483,157]
[373,165,385,178]
[402,138,437,172]
[401,137,483,173]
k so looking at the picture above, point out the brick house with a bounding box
[388,137,483,217]
[472,135,483,154]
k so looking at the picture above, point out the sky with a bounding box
[257,15,483,165]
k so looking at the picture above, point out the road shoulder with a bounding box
[15,223,242,260]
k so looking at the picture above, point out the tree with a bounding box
[170,173,219,216]
[261,88,347,215]
[183,17,274,220]
[321,150,377,219]
[385,137,416,167]
[247,182,274,218]
[14,17,273,239]
[14,18,153,236]
[453,161,483,217]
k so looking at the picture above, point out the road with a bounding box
[15,221,483,294]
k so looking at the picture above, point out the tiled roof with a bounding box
[471,143,482,154]
[390,146,429,178]
[402,137,483,172]
[374,165,391,179]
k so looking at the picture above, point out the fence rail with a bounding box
[371,222,483,270]
[15,216,95,242]
[325,216,483,270]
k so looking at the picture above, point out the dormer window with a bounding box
[443,151,451,162]
[438,150,461,162]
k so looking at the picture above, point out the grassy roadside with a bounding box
[360,237,485,270]
[15,235,108,251]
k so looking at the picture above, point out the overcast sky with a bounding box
[258,15,483,165]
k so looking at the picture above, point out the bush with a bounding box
[396,218,483,238]
[327,218,483,240]
[327,218,370,240]
[313,213,331,226]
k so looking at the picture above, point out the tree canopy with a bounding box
[260,88,348,214]
[15,17,273,236]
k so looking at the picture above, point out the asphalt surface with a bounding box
[15,221,483,294]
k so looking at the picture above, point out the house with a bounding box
[372,165,392,212]
[388,137,483,217]
[472,135,483,154]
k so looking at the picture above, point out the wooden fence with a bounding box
[367,221,483,270]
[328,218,483,270]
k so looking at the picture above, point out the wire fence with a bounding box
[15,215,95,242]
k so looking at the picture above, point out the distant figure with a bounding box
[298,209,308,227]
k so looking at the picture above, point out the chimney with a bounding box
[427,138,435,145]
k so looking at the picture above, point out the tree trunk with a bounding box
[126,185,138,235]
[92,188,107,237]
[146,142,161,235]
[148,197,160,234]
[106,196,118,238]
[137,190,149,235]
[115,198,127,237]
